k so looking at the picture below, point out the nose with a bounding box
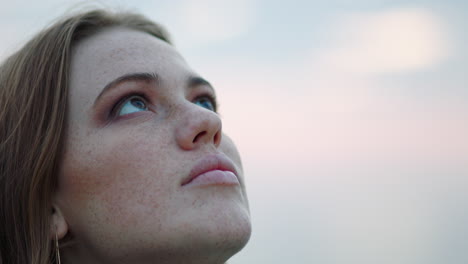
[175,104,222,150]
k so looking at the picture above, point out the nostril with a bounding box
[193,131,207,143]
[213,131,221,146]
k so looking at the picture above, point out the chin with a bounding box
[186,213,252,264]
[211,206,251,252]
[168,199,251,263]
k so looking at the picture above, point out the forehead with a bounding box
[69,27,188,103]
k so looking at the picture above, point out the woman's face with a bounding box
[54,27,251,264]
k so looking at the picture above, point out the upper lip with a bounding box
[181,154,238,186]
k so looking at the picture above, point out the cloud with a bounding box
[212,55,468,167]
[314,8,451,74]
[173,0,256,44]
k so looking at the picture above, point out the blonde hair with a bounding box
[0,9,171,264]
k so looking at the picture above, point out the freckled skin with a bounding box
[54,27,251,264]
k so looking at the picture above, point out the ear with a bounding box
[50,204,68,240]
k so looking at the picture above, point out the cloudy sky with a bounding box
[1,0,467,263]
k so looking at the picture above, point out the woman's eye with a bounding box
[194,96,216,112]
[116,95,148,116]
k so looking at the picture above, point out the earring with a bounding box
[55,231,61,264]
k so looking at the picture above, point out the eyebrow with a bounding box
[93,72,159,106]
[188,76,213,90]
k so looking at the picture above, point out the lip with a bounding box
[181,154,239,187]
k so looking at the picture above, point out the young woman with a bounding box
[0,9,251,264]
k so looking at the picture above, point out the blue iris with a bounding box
[118,96,148,116]
[194,97,215,112]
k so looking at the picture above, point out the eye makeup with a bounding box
[91,74,219,127]
[110,93,150,118]
[192,94,218,112]
[91,80,155,126]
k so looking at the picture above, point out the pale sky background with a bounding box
[1,0,467,263]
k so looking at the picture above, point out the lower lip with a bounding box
[184,170,239,187]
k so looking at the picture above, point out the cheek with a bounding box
[58,127,177,229]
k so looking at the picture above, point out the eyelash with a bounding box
[110,92,148,118]
[194,93,218,113]
[109,92,218,119]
